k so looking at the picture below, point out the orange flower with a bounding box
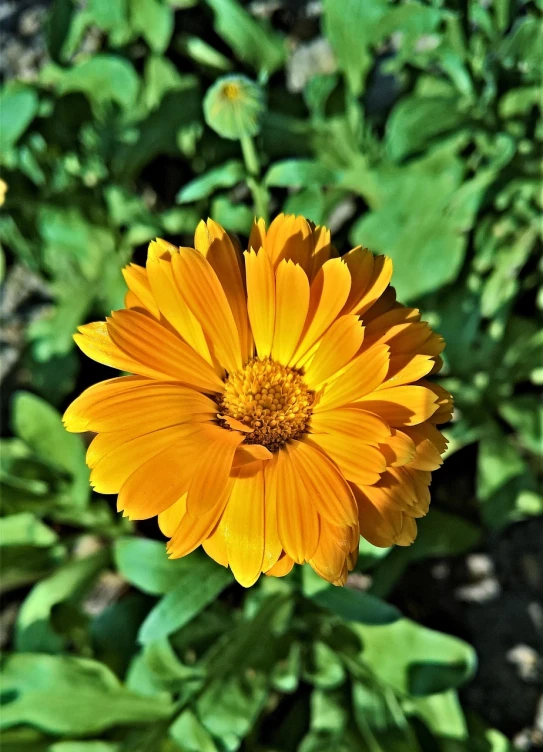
[64,215,452,587]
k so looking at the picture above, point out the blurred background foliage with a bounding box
[0,0,541,750]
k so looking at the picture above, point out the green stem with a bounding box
[240,132,269,222]
[240,132,259,176]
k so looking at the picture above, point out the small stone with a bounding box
[466,553,495,579]
[455,577,501,603]
[506,644,541,683]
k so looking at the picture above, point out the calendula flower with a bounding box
[204,74,265,140]
[64,215,452,587]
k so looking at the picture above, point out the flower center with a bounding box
[219,357,315,451]
[222,82,242,101]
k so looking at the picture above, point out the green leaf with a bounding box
[0,654,173,735]
[204,0,285,76]
[177,160,245,203]
[408,509,481,560]
[265,160,339,188]
[41,56,140,112]
[304,568,400,625]
[49,743,120,752]
[170,710,219,752]
[353,619,477,696]
[210,196,254,235]
[314,587,401,626]
[476,424,539,528]
[310,689,348,733]
[303,642,346,689]
[271,641,302,693]
[196,673,269,751]
[131,0,173,54]
[386,96,467,161]
[177,35,234,71]
[46,0,76,61]
[141,55,189,113]
[142,638,204,685]
[499,86,540,118]
[139,555,233,643]
[0,85,39,152]
[350,144,496,301]
[113,86,201,180]
[409,690,467,740]
[477,427,526,503]
[283,187,326,226]
[323,0,388,95]
[12,392,89,507]
[87,0,128,33]
[498,17,542,79]
[480,226,537,318]
[16,550,107,652]
[114,537,193,595]
[0,513,58,548]
[352,680,417,749]
[499,396,542,455]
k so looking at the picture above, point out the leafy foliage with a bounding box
[1,0,540,749]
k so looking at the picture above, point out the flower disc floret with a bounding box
[219,357,314,451]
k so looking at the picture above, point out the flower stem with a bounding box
[240,132,269,222]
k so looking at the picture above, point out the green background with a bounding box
[0,0,541,750]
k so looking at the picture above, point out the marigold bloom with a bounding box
[64,215,452,587]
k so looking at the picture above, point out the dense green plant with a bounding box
[1,0,540,750]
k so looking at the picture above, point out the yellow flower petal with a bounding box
[266,447,320,564]
[158,494,187,537]
[224,461,265,587]
[195,219,252,361]
[171,247,242,372]
[146,254,213,364]
[232,443,273,467]
[352,482,412,547]
[74,322,159,379]
[314,344,390,412]
[291,258,351,366]
[358,385,439,427]
[185,427,244,517]
[309,407,390,446]
[309,521,355,585]
[289,439,359,526]
[272,259,310,365]
[122,264,160,318]
[264,214,314,270]
[378,353,435,390]
[265,553,294,578]
[303,315,364,389]
[244,248,275,358]
[378,429,417,467]
[107,310,224,391]
[63,376,149,432]
[421,380,454,424]
[262,483,282,573]
[248,217,266,252]
[307,225,335,281]
[168,481,233,558]
[75,383,216,434]
[117,426,207,520]
[304,432,386,487]
[89,424,193,495]
[402,423,447,470]
[202,521,229,567]
[343,249,392,316]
